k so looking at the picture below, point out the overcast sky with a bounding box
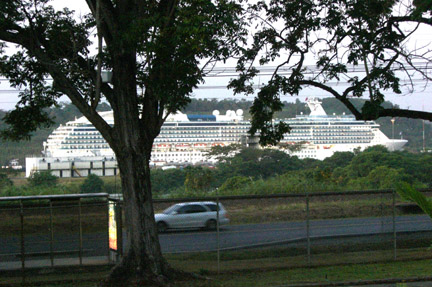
[0,0,431,113]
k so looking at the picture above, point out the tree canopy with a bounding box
[0,0,246,285]
[229,0,432,144]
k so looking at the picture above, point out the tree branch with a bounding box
[299,79,363,119]
[0,27,115,144]
[85,0,117,45]
[390,15,432,26]
[379,108,432,121]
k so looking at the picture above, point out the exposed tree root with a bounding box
[98,257,200,287]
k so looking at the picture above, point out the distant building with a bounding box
[2,159,23,170]
[26,157,118,178]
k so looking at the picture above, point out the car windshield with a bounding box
[163,204,179,214]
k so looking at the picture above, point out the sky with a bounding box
[0,0,431,114]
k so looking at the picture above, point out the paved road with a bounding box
[1,214,431,262]
[159,214,432,253]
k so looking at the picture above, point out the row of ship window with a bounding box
[67,132,243,141]
[290,130,371,134]
[153,153,204,158]
[160,132,244,135]
[289,122,373,125]
[314,140,370,144]
[163,126,249,130]
[73,129,99,132]
[50,132,71,136]
[155,138,238,142]
[63,145,109,149]
[288,136,373,140]
[159,136,241,139]
[69,134,102,138]
[297,155,317,158]
[65,140,106,144]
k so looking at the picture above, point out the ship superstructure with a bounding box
[281,99,407,160]
[42,109,250,165]
[26,99,407,177]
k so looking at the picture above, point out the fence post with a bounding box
[78,198,83,265]
[393,190,397,260]
[20,200,25,273]
[380,192,384,233]
[106,199,111,261]
[216,195,220,274]
[306,193,310,265]
[117,201,123,259]
[50,200,54,267]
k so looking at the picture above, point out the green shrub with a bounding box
[0,185,71,197]
[0,173,13,190]
[28,171,58,187]
[219,176,251,192]
[80,174,105,194]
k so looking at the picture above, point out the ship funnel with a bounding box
[306,98,327,116]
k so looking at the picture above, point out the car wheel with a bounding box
[205,219,217,230]
[157,221,168,233]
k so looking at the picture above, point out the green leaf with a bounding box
[396,183,432,219]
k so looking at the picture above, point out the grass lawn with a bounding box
[176,259,432,287]
[1,259,432,287]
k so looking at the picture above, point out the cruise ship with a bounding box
[25,99,407,177]
[282,99,407,160]
[36,108,250,168]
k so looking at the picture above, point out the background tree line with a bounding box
[1,98,430,168]
[2,145,431,198]
[151,145,432,197]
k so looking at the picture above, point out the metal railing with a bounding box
[1,189,431,274]
[151,189,432,273]
[0,193,111,272]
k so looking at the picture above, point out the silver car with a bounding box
[155,201,229,232]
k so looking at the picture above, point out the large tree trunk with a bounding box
[99,51,181,286]
[102,151,173,286]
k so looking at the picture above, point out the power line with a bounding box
[0,61,430,81]
[0,78,430,94]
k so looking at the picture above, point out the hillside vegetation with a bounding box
[2,146,431,198]
[149,145,432,197]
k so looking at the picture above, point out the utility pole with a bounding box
[423,119,426,152]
